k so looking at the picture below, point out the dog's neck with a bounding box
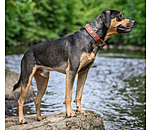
[89,18,108,41]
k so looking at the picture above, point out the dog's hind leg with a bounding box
[17,65,37,124]
[34,72,49,121]
[17,52,38,124]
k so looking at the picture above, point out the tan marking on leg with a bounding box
[34,72,49,121]
[75,61,94,116]
[18,86,28,124]
[65,52,95,117]
[65,65,76,117]
[18,65,37,124]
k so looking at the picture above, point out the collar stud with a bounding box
[85,24,105,47]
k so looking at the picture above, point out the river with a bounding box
[5,49,146,130]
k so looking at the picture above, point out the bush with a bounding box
[75,0,146,46]
[5,0,146,46]
[5,0,37,46]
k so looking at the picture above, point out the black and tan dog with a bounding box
[13,10,135,124]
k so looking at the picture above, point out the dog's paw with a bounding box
[37,116,46,121]
[66,110,76,118]
[19,118,28,125]
[76,108,87,117]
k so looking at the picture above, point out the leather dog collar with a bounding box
[85,24,105,47]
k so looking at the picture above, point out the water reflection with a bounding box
[5,53,146,129]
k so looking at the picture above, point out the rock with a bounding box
[5,68,35,114]
[5,110,105,130]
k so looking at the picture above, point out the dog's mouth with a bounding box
[117,25,133,34]
[117,20,135,34]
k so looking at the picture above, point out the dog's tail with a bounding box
[13,75,21,91]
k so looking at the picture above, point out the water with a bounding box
[5,51,146,129]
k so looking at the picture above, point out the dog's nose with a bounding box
[126,20,136,28]
[132,20,136,26]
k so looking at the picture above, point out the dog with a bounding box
[13,10,135,124]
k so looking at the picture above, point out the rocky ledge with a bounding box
[5,110,105,130]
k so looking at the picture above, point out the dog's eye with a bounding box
[116,16,122,22]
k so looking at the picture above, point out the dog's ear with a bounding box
[100,10,111,28]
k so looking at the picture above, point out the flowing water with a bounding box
[5,50,146,130]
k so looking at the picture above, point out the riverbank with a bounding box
[102,44,146,52]
[5,44,146,55]
[5,110,105,130]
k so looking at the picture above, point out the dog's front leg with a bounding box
[74,62,93,116]
[74,70,88,116]
[65,67,76,117]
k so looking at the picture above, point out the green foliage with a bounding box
[75,0,146,46]
[5,0,146,46]
[5,0,36,46]
[6,0,77,46]
[32,0,77,39]
[107,0,146,46]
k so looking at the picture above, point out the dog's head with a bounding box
[99,10,135,41]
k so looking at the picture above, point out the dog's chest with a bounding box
[77,52,95,72]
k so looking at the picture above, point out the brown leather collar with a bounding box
[85,24,105,47]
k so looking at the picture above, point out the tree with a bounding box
[75,0,146,46]
[5,0,37,46]
[108,0,146,46]
[6,0,146,46]
[32,0,77,39]
[5,0,77,46]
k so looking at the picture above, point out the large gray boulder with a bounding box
[5,68,35,112]
[5,110,105,130]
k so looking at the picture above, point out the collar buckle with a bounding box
[97,38,105,47]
